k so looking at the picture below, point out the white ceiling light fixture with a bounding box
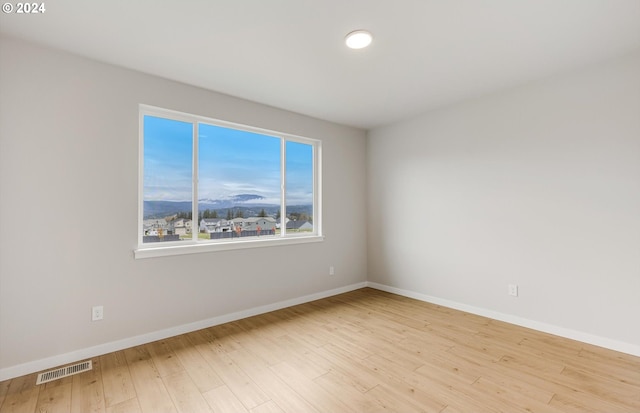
[345,30,373,49]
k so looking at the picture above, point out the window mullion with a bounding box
[138,111,145,246]
[281,138,286,238]
[314,144,321,237]
[192,122,199,242]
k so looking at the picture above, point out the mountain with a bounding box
[143,194,311,219]
[143,200,192,218]
[197,194,267,208]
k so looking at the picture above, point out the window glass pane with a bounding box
[142,115,193,243]
[198,124,280,240]
[285,141,314,234]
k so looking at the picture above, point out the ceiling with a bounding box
[1,0,639,129]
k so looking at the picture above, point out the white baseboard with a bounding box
[0,282,367,381]
[366,281,640,357]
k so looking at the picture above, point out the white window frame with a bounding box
[135,105,323,259]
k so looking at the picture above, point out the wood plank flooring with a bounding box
[1,288,639,412]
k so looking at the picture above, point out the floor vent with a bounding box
[36,360,92,385]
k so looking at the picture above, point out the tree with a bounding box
[258,208,267,217]
[176,211,192,220]
[226,209,233,220]
[235,209,244,218]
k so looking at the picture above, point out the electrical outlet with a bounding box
[508,284,519,297]
[329,266,335,276]
[92,305,104,321]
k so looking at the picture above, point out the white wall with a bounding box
[368,51,640,352]
[0,36,367,378]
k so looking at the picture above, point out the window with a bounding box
[136,105,322,258]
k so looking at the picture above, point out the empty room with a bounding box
[0,1,639,412]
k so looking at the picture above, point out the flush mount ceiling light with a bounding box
[345,30,373,49]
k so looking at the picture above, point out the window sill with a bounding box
[134,235,324,259]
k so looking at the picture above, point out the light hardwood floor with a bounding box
[1,288,639,412]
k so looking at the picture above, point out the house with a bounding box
[230,217,246,230]
[143,218,169,236]
[275,217,289,229]
[1,5,639,406]
[243,217,277,231]
[170,218,192,236]
[199,218,233,233]
[286,220,312,231]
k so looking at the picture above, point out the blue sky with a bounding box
[144,115,313,206]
